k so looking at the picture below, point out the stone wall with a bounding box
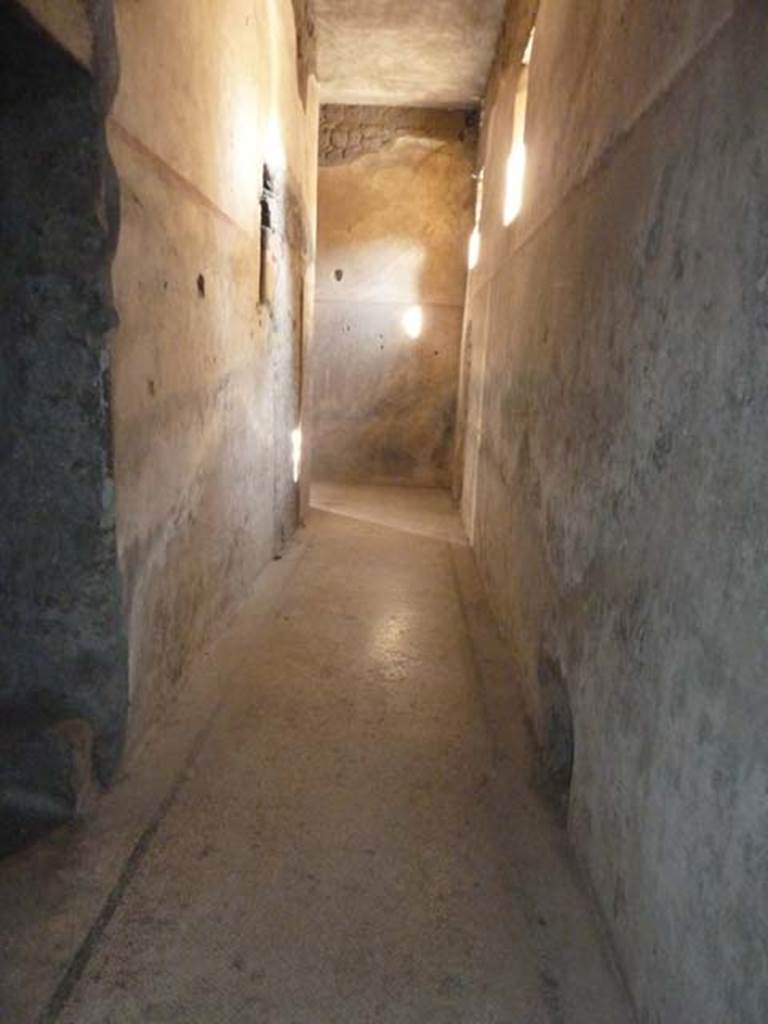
[312,106,475,487]
[109,0,319,747]
[459,1,768,1020]
[2,0,319,850]
[0,1,125,853]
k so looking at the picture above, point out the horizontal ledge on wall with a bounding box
[315,297,465,311]
[108,118,252,237]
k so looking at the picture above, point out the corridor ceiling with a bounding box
[314,0,507,108]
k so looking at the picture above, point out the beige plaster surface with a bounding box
[312,113,474,487]
[108,0,319,748]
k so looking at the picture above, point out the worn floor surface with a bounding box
[0,485,634,1023]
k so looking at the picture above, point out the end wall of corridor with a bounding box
[311,106,475,487]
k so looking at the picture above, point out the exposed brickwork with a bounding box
[319,105,479,166]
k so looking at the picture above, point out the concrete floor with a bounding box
[311,481,468,545]
[0,485,633,1023]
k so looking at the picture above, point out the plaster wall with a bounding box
[312,107,474,487]
[460,2,768,1020]
[2,0,317,843]
[109,0,319,744]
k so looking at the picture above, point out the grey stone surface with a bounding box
[459,2,768,1021]
[0,0,127,840]
[0,726,76,858]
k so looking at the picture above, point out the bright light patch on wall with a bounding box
[266,113,286,172]
[291,426,302,483]
[502,26,534,227]
[504,142,527,225]
[402,306,423,340]
[468,226,481,270]
[522,28,535,65]
[469,169,484,270]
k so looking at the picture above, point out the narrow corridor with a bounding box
[2,3,765,1020]
[2,487,631,1023]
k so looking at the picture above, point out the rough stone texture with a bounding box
[315,0,507,107]
[459,1,768,1021]
[312,107,474,487]
[320,105,479,166]
[0,1,127,851]
[0,726,77,858]
[109,0,319,749]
